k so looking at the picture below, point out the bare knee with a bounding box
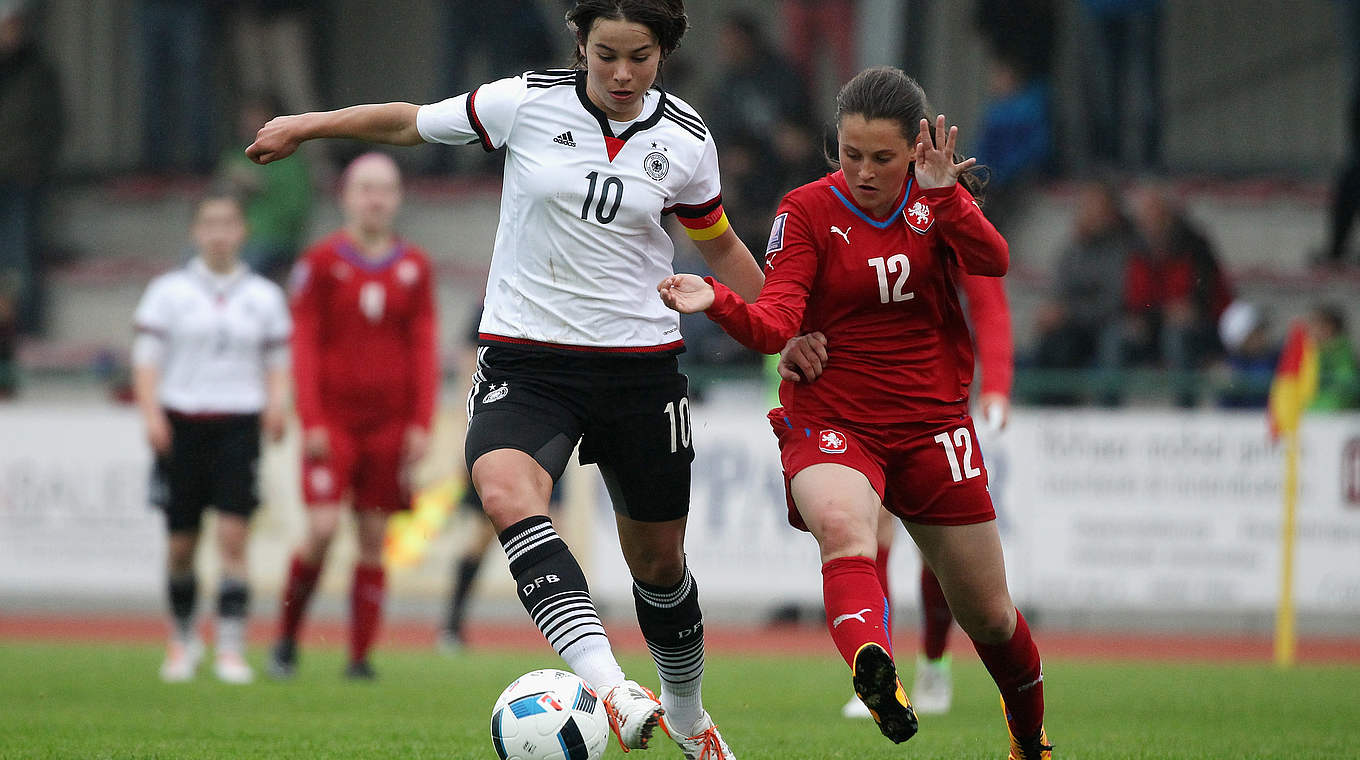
[166,533,197,574]
[472,457,552,532]
[810,506,877,562]
[956,602,1016,645]
[626,550,684,587]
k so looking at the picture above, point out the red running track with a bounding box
[2,614,1359,663]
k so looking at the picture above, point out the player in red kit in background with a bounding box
[661,67,1051,758]
[269,152,438,680]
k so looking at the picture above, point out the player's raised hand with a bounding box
[246,114,306,165]
[779,332,829,382]
[912,114,976,190]
[657,274,715,313]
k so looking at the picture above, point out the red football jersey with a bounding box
[707,171,1007,423]
[290,231,438,431]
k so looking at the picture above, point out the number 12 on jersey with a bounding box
[934,427,981,482]
[868,255,915,304]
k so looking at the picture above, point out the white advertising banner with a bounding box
[586,404,1360,616]
[3,404,1359,618]
[0,406,164,594]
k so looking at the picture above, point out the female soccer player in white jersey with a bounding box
[246,2,759,757]
[132,193,291,685]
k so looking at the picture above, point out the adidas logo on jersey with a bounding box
[553,131,576,147]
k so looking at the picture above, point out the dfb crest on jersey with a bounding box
[904,199,934,233]
[644,151,670,180]
[818,429,848,454]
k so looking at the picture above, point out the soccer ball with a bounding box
[490,669,610,760]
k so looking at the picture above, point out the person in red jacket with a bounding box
[269,152,438,680]
[660,67,1051,758]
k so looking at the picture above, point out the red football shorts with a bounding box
[769,409,996,529]
[301,421,409,513]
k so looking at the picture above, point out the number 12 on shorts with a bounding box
[934,427,981,482]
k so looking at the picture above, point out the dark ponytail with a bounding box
[834,66,986,199]
[566,0,688,68]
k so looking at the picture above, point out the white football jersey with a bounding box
[417,69,729,353]
[132,258,291,414]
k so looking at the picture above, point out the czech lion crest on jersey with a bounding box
[644,151,669,181]
[904,199,934,234]
[818,429,848,454]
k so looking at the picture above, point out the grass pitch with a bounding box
[1,640,1358,759]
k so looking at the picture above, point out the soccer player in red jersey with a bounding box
[268,152,438,680]
[833,271,1013,719]
[660,67,1051,758]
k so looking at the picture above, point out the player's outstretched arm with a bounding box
[246,103,423,164]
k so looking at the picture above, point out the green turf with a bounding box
[1,640,1358,759]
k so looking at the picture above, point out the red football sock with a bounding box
[970,609,1045,738]
[349,563,386,664]
[873,543,893,643]
[822,556,892,668]
[920,565,953,660]
[279,554,322,642]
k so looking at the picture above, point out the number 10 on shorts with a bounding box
[663,399,691,454]
[934,427,981,482]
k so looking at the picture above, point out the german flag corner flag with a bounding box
[1267,320,1319,441]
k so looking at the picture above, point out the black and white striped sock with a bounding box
[634,564,705,733]
[500,515,624,692]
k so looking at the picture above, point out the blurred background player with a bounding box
[660,67,1051,759]
[839,271,1014,719]
[246,3,762,755]
[132,192,291,684]
[268,152,438,681]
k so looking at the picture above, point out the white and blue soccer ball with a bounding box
[490,669,610,760]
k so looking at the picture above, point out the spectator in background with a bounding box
[971,0,1055,235]
[780,0,857,103]
[230,1,321,117]
[1029,181,1137,404]
[1323,0,1360,267]
[1077,0,1162,169]
[1307,305,1360,410]
[1121,185,1231,406]
[216,93,312,283]
[1215,300,1276,409]
[0,0,63,336]
[138,0,216,173]
[706,12,816,256]
[430,0,555,175]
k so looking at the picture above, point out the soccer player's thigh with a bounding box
[301,425,358,507]
[886,418,1011,626]
[580,370,692,523]
[209,416,264,522]
[353,422,408,512]
[772,417,886,541]
[161,417,213,533]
